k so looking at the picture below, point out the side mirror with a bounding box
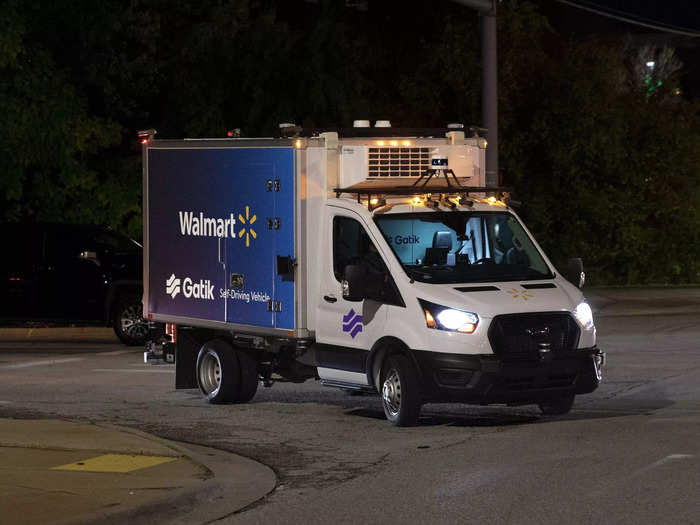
[565,257,585,289]
[78,250,100,266]
[342,264,367,302]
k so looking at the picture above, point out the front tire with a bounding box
[381,354,422,427]
[112,296,149,346]
[538,394,575,415]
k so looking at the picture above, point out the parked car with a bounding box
[0,223,149,345]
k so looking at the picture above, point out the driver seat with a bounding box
[423,231,451,265]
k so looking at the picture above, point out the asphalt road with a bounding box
[1,311,699,524]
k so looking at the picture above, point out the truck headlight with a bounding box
[573,302,594,329]
[419,299,478,334]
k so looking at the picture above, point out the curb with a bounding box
[75,423,277,525]
[0,327,118,343]
[0,419,276,525]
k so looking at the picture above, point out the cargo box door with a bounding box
[225,148,294,330]
[147,148,230,323]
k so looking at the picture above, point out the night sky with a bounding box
[589,0,700,31]
[542,0,700,35]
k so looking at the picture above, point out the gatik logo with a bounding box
[166,273,181,298]
[165,273,214,300]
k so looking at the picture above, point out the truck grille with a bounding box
[488,312,580,362]
[368,147,431,177]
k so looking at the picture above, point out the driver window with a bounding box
[333,216,387,282]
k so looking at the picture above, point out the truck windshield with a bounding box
[374,211,553,284]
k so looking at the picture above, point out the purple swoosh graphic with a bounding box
[342,314,363,330]
[341,308,363,339]
[342,309,357,324]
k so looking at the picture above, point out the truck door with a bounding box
[314,207,389,386]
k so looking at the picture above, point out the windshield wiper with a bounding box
[405,268,434,281]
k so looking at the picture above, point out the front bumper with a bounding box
[413,347,605,404]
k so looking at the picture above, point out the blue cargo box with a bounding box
[144,145,296,332]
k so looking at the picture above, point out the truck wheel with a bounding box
[235,349,259,403]
[381,354,422,427]
[196,340,239,403]
[538,394,575,416]
[113,296,149,346]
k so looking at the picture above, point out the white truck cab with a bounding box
[142,125,604,426]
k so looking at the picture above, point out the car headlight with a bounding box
[573,302,594,329]
[419,299,478,334]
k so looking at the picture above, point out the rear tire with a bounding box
[236,349,259,403]
[538,394,575,415]
[381,354,422,427]
[196,340,239,403]
[112,295,149,346]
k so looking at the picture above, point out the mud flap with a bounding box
[175,330,199,389]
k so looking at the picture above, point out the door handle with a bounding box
[323,294,337,303]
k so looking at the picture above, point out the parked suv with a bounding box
[0,223,149,345]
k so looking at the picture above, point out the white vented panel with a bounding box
[368,147,431,177]
[338,143,484,187]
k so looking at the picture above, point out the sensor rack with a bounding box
[334,185,513,210]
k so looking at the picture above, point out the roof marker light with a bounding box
[137,128,157,145]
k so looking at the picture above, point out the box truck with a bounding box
[141,125,604,426]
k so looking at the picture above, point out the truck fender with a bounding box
[367,336,421,393]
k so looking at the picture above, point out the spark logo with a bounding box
[342,308,363,339]
[506,288,533,301]
[166,273,181,298]
[238,206,257,247]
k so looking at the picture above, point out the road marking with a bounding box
[1,358,83,369]
[92,368,173,374]
[95,350,137,356]
[52,454,177,473]
[633,454,695,475]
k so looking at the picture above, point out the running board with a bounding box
[320,379,377,394]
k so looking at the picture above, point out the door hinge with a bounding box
[267,217,281,230]
[267,300,282,312]
[266,179,281,192]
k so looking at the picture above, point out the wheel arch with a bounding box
[367,336,420,392]
[105,280,141,323]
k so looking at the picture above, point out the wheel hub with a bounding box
[199,352,221,395]
[120,305,148,338]
[382,369,401,416]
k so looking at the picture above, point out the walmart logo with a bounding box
[238,206,257,248]
[166,273,181,298]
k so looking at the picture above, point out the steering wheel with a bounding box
[474,257,495,265]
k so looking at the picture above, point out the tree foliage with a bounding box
[1,0,699,283]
